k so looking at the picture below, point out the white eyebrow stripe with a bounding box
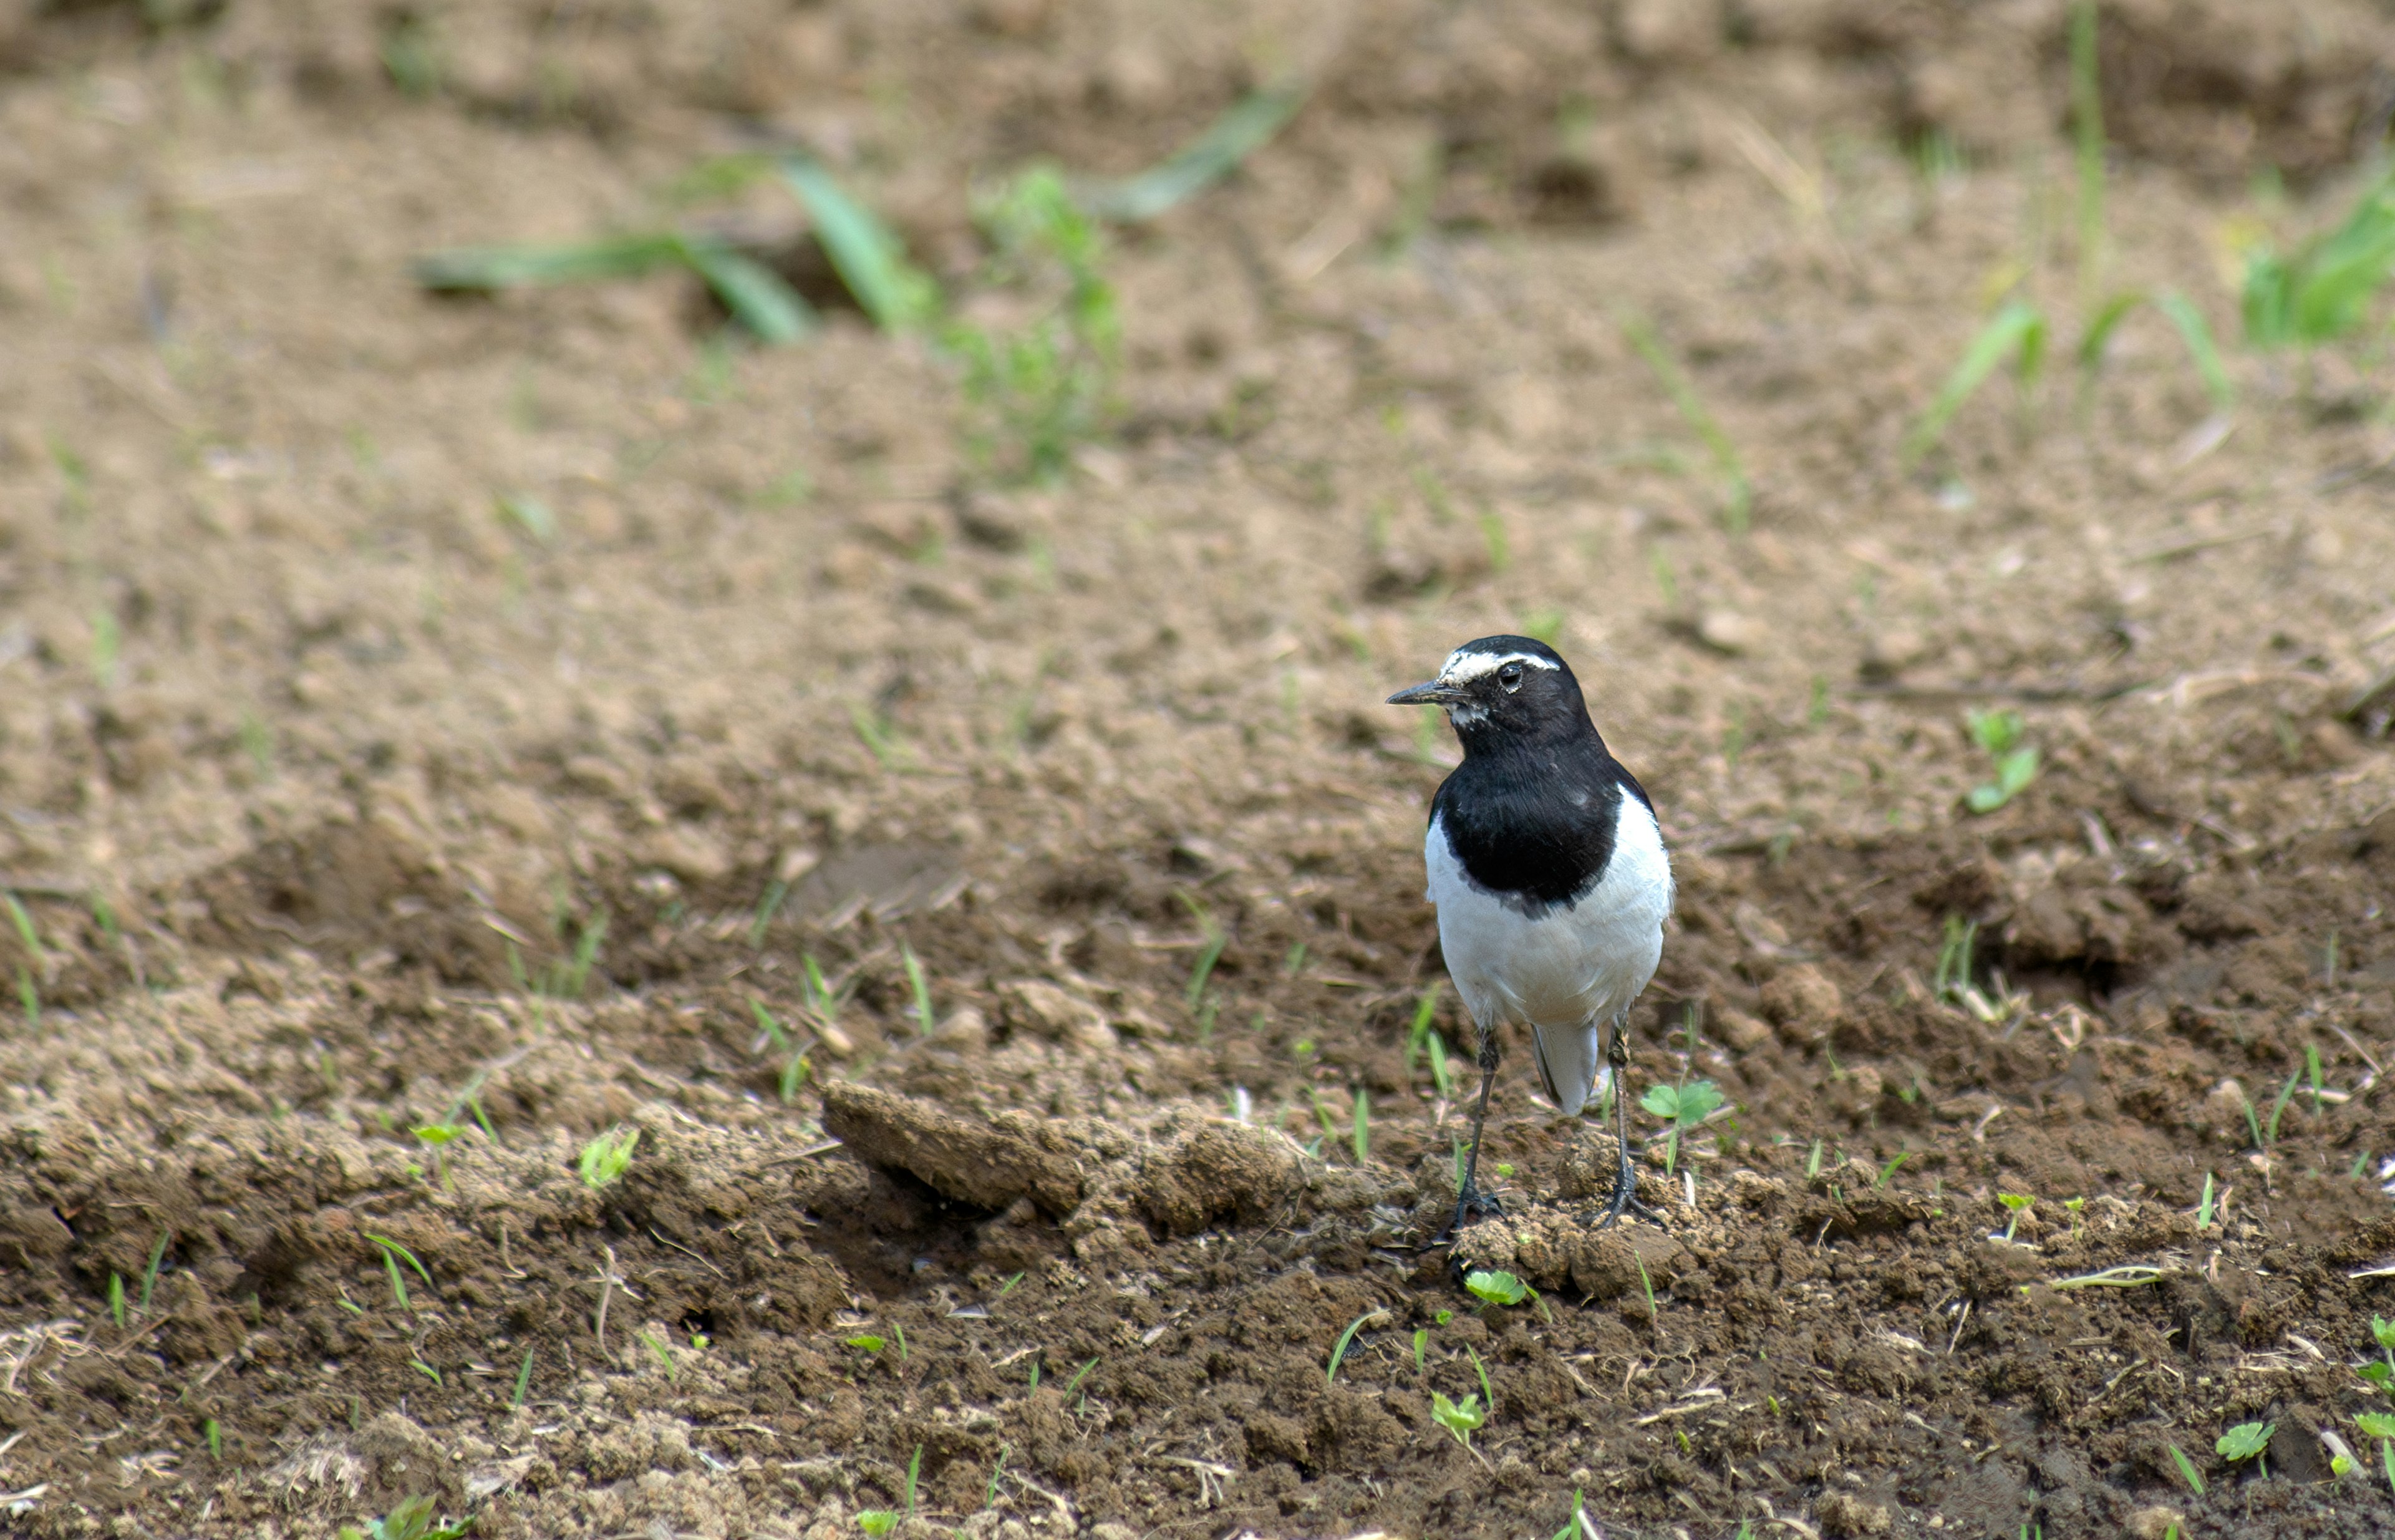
[1440,649,1560,683]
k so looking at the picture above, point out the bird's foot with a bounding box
[1424,1181,1507,1249]
[1587,1162,1670,1231]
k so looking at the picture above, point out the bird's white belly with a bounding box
[1425,798,1672,1047]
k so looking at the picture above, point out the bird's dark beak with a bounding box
[1386,680,1459,707]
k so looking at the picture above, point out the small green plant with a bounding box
[1464,1269,1552,1323]
[578,1126,640,1191]
[1549,1488,1589,1540]
[1620,312,1751,533]
[946,168,1121,484]
[2218,1420,2275,1477]
[2195,1171,2217,1228]
[2165,1441,2208,1497]
[1326,1308,1389,1384]
[1430,1390,1485,1449]
[2242,171,2395,349]
[1635,1254,1658,1317]
[1933,916,1980,1004]
[205,1418,221,1460]
[2358,1316,2395,1392]
[2357,1412,2395,1494]
[1352,1087,1372,1163]
[1965,710,2039,813]
[337,1494,472,1540]
[108,1272,126,1329]
[417,230,813,345]
[900,942,936,1036]
[410,1122,465,1191]
[2265,1067,2302,1146]
[1177,892,1227,1012]
[844,1334,887,1354]
[511,1347,535,1408]
[638,1330,677,1380]
[1640,1078,1725,1176]
[1426,1029,1456,1101]
[366,1234,430,1311]
[856,1442,924,1536]
[750,1000,811,1103]
[1413,1325,1430,1370]
[1995,1192,2035,1244]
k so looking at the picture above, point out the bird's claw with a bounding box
[1587,1152,1670,1230]
[1423,1181,1507,1250]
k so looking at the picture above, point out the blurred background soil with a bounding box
[6,0,2395,1536]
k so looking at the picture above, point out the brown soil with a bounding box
[6,2,2395,1537]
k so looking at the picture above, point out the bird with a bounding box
[1386,634,1674,1237]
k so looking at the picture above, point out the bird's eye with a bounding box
[1499,664,1523,692]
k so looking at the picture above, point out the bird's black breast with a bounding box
[1430,741,1648,916]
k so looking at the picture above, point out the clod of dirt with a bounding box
[1714,1005,1774,1050]
[820,1082,1082,1216]
[995,979,1114,1050]
[1136,1120,1305,1235]
[1451,1197,1691,1300]
[1817,1491,1895,1537]
[1760,962,1843,1045]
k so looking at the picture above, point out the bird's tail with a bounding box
[1529,1019,1604,1116]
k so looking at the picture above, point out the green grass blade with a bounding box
[2076,290,2146,375]
[677,240,817,344]
[1075,84,1309,223]
[776,155,941,331]
[2167,1441,2206,1495]
[511,1346,535,1408]
[2151,290,2234,408]
[1902,299,2046,467]
[1325,1307,1388,1384]
[1620,312,1751,533]
[413,233,687,291]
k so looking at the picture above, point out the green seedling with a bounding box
[1413,1327,1430,1370]
[1932,915,1982,1006]
[1425,1029,1457,1101]
[1805,1138,1824,1180]
[205,1418,221,1460]
[415,231,813,344]
[1325,1308,1389,1385]
[1063,1356,1097,1397]
[2359,1316,2395,1392]
[1635,1255,1658,1317]
[1405,986,1441,1074]
[638,1330,677,1381]
[1468,1344,1496,1413]
[2243,169,2395,349]
[1640,1078,1725,1176]
[1549,1489,1589,1540]
[1431,1390,1485,1449]
[849,704,912,771]
[1075,84,1308,222]
[2265,1068,2301,1146]
[748,879,787,946]
[1620,312,1751,533]
[1352,1088,1372,1164]
[750,1000,811,1103]
[900,942,935,1036]
[578,1126,639,1191]
[2196,1172,2218,1229]
[1464,1269,1553,1324]
[2218,1420,2275,1478]
[1965,709,2039,813]
[137,1230,170,1315]
[855,1442,925,1537]
[2358,1413,2395,1495]
[892,1322,908,1363]
[2166,1442,2209,1496]
[1904,299,2046,467]
[1178,893,1226,1010]
[367,1234,430,1311]
[337,1494,472,1540]
[511,1347,535,1409]
[776,156,941,332]
[1875,1153,1910,1188]
[109,1272,125,1329]
[844,1334,887,1354]
[409,1357,442,1385]
[411,1123,465,1191]
[1996,1193,2034,1244]
[947,167,1121,483]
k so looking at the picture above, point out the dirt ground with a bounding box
[7,1,2395,1536]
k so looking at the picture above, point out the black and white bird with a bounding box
[1387,635,1674,1236]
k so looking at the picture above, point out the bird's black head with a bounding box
[1385,635,1595,750]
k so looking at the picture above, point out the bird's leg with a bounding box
[1593,1009,1668,1229]
[1434,1024,1507,1245]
